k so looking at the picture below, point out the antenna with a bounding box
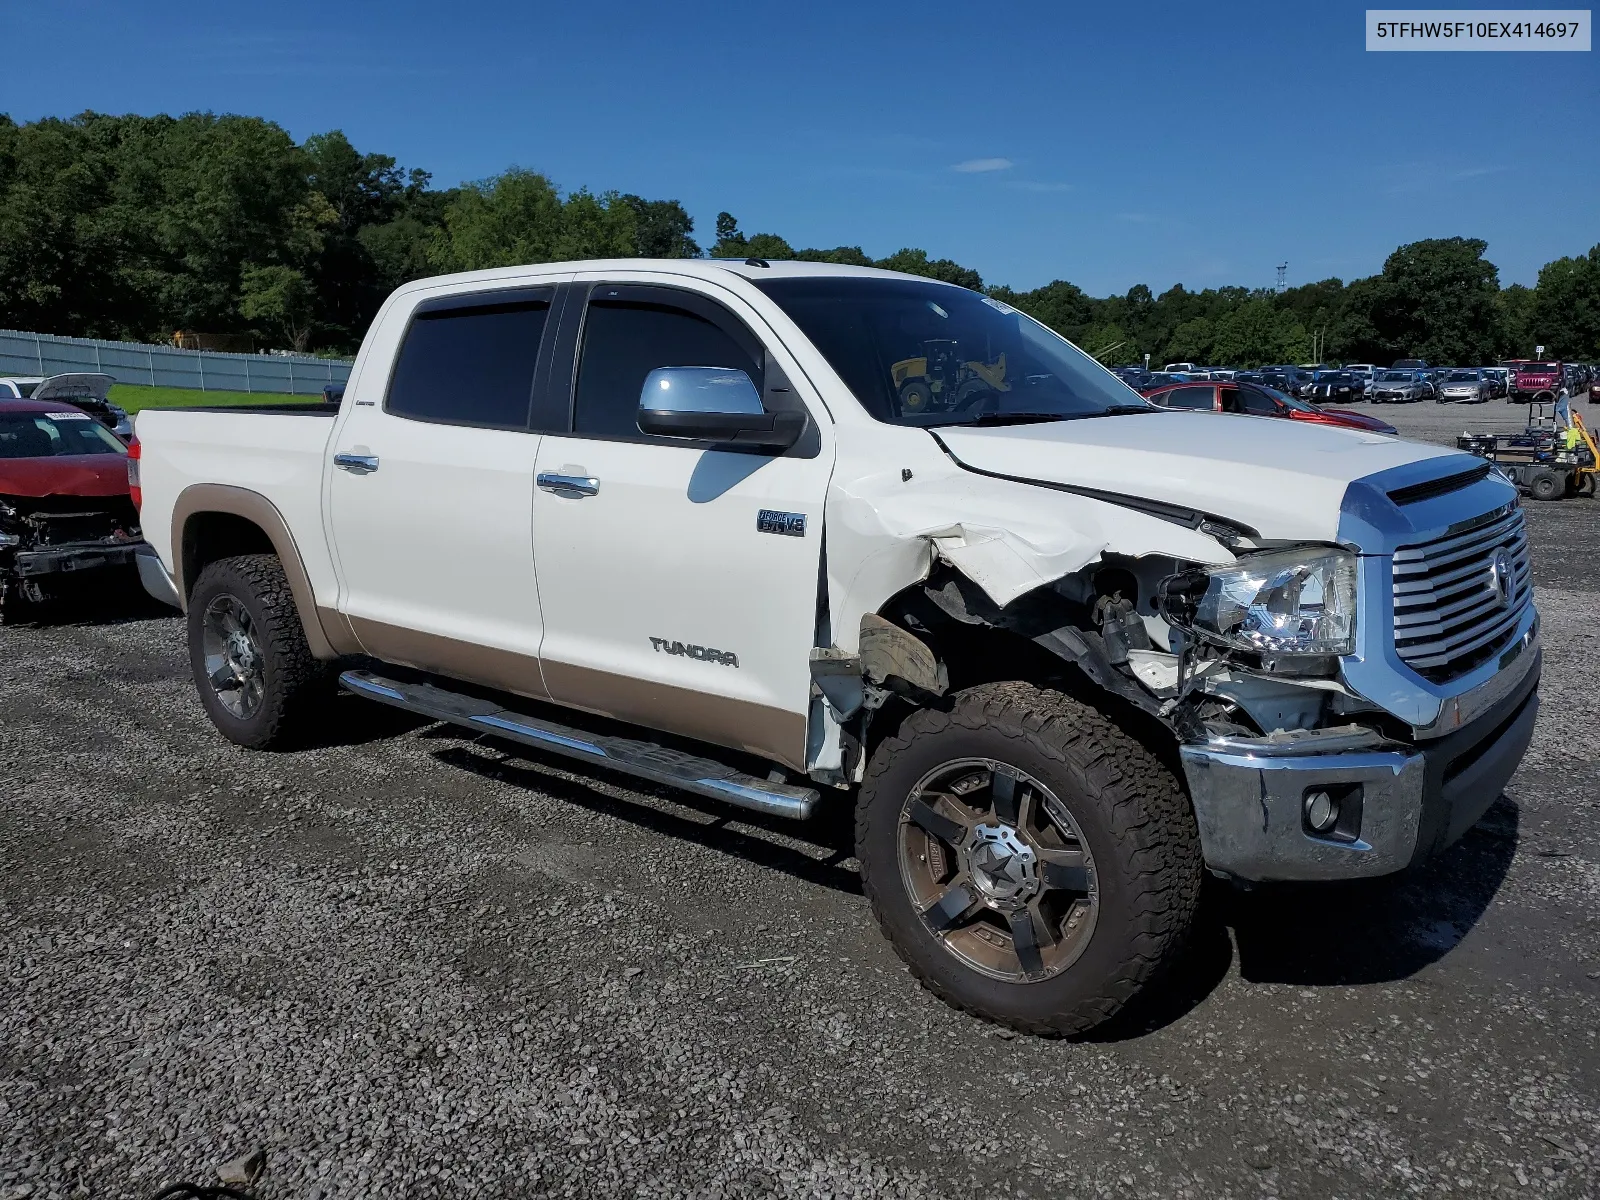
[1276,262,1288,292]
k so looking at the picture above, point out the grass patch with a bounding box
[110,384,310,414]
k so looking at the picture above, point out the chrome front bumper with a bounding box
[1180,647,1539,882]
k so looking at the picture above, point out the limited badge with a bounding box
[756,510,807,537]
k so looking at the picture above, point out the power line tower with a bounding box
[1276,262,1288,292]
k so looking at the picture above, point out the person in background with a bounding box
[1554,385,1573,431]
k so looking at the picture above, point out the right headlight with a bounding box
[1157,546,1358,657]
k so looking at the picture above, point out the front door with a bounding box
[531,280,834,770]
[328,283,561,696]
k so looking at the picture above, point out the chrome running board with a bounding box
[339,669,819,820]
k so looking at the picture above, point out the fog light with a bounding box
[1304,790,1339,833]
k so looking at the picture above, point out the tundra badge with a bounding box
[650,638,739,668]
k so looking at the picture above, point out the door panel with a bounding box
[330,419,545,683]
[327,284,560,696]
[531,281,833,768]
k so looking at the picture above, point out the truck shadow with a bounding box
[3,573,176,628]
[1226,796,1520,986]
[1091,797,1520,1041]
[396,720,1521,1038]
[428,739,865,897]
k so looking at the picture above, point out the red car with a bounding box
[1141,381,1399,434]
[1509,361,1563,402]
[0,397,143,621]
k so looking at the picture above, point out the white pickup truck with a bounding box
[132,260,1541,1035]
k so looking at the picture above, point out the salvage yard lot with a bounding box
[2,403,1597,1198]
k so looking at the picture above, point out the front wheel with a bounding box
[856,682,1202,1036]
[187,554,328,749]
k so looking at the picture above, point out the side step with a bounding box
[338,669,819,820]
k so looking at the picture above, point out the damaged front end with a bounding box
[805,453,1540,885]
[0,493,144,615]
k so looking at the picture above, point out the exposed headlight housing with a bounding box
[1157,547,1358,657]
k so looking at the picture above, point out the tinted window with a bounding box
[574,300,761,439]
[1233,385,1280,416]
[387,299,550,428]
[1164,386,1215,410]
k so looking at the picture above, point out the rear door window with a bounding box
[1163,385,1216,410]
[1233,386,1281,416]
[386,289,554,429]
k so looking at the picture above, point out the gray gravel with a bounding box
[2,401,1597,1198]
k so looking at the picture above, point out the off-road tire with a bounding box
[187,553,327,749]
[857,681,1202,1036]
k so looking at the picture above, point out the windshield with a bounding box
[1522,363,1559,372]
[1447,371,1479,381]
[1378,372,1412,381]
[753,277,1152,426]
[0,411,127,459]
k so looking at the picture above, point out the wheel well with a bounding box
[862,569,1184,782]
[181,512,275,599]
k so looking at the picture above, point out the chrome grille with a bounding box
[1391,504,1532,682]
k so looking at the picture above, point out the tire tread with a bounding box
[856,681,1202,1036]
[188,553,324,749]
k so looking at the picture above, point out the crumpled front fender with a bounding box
[824,463,1233,654]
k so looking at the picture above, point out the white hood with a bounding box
[31,373,116,403]
[933,411,1460,542]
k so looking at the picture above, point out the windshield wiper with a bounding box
[1074,404,1158,418]
[931,412,1074,427]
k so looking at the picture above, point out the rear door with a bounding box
[327,282,566,697]
[530,277,834,770]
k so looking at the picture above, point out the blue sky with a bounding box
[6,1,1596,295]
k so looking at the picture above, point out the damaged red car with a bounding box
[0,398,143,621]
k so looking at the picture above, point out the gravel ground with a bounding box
[3,404,1597,1199]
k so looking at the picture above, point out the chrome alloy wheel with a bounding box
[897,758,1098,983]
[201,594,266,719]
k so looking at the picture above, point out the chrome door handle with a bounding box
[334,452,380,473]
[537,472,600,497]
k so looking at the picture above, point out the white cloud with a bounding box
[951,157,1013,173]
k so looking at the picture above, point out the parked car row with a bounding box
[1138,379,1398,434]
[1118,358,1600,408]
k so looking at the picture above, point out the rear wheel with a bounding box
[856,682,1202,1036]
[187,554,328,748]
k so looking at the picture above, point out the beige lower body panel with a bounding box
[346,617,551,702]
[540,660,808,773]
[343,617,807,772]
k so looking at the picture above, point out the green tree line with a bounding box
[3,111,1597,365]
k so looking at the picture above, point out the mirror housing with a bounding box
[636,366,804,450]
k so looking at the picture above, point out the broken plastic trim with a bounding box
[928,432,1259,539]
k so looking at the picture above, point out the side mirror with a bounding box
[636,366,804,450]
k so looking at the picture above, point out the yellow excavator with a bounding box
[891,342,1010,413]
